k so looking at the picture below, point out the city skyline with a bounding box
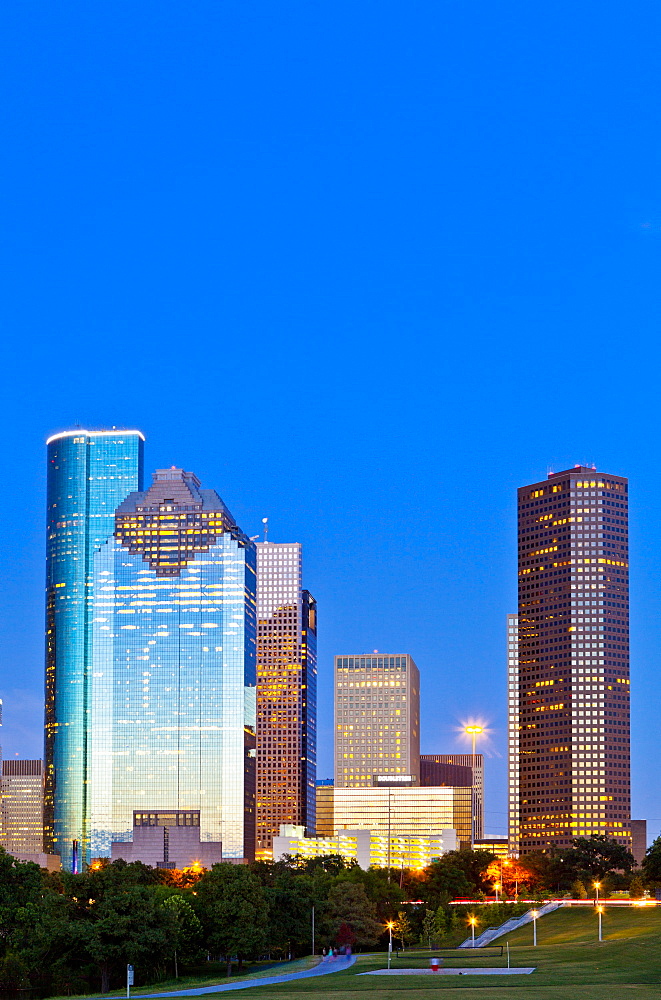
[0,428,657,845]
[3,1,661,848]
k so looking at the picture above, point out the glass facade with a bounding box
[45,430,145,870]
[255,542,317,857]
[90,468,256,861]
[420,754,483,842]
[334,654,420,787]
[332,785,472,850]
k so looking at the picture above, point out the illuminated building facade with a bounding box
[334,654,420,787]
[332,784,472,849]
[506,614,520,854]
[517,467,630,851]
[45,429,145,870]
[315,780,334,837]
[90,467,256,863]
[1,760,44,854]
[272,823,457,871]
[420,753,483,841]
[255,542,317,858]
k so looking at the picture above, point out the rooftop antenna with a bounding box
[262,517,269,543]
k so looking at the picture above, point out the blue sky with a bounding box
[1,1,661,840]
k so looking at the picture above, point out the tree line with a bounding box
[0,833,656,996]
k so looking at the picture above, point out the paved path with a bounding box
[137,956,356,996]
[361,967,535,976]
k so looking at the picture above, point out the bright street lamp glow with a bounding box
[464,726,484,735]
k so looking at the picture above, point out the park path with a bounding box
[136,955,356,996]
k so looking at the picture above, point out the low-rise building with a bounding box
[111,810,223,869]
[272,824,457,870]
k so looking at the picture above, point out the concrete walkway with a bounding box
[136,956,356,996]
[360,967,535,976]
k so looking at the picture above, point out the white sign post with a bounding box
[127,964,134,998]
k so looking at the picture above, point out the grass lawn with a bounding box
[222,906,661,1000]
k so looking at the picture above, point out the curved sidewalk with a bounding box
[138,956,356,996]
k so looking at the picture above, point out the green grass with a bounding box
[46,957,320,1000]
[209,907,661,1000]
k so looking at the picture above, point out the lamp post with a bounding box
[464,725,484,843]
[531,910,538,947]
[468,916,478,948]
[596,905,603,942]
[494,881,501,903]
[594,881,601,904]
[387,922,394,969]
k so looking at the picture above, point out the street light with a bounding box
[594,881,601,904]
[464,725,484,842]
[596,905,603,942]
[468,916,478,948]
[494,881,501,903]
[531,909,538,947]
[387,921,394,969]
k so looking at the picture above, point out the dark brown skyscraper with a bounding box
[514,467,630,853]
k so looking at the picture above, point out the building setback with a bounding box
[515,467,630,852]
[334,654,420,787]
[255,542,317,858]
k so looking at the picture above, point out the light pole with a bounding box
[468,916,478,948]
[597,905,603,942]
[464,725,484,843]
[387,921,394,969]
[494,881,501,903]
[531,910,538,947]
[594,881,601,904]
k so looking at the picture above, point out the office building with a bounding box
[332,783,473,849]
[1,760,44,854]
[420,754,483,841]
[255,542,317,859]
[272,824,457,871]
[45,429,145,870]
[506,614,520,854]
[474,836,509,859]
[88,467,256,863]
[516,467,630,852]
[315,780,334,837]
[111,810,223,869]
[631,820,647,868]
[334,654,420,787]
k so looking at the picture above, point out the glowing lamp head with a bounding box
[597,905,604,914]
[594,881,601,889]
[531,910,539,919]
[464,725,484,736]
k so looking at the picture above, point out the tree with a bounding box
[392,911,414,951]
[421,909,436,949]
[322,882,382,949]
[570,879,587,899]
[423,860,472,904]
[193,864,268,977]
[642,836,661,883]
[159,894,203,977]
[565,836,635,881]
[629,875,645,899]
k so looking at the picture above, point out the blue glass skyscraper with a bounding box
[45,429,145,870]
[91,468,256,861]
